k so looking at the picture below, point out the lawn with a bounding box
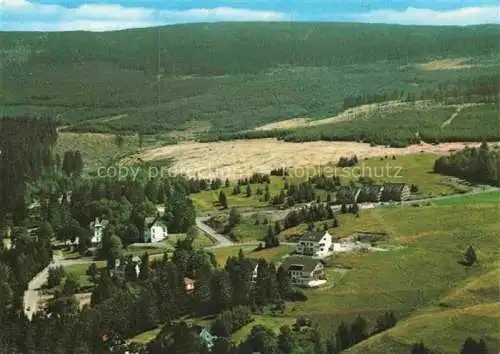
[128,327,163,345]
[276,202,500,350]
[211,245,294,267]
[232,316,296,344]
[282,196,499,241]
[319,153,471,200]
[346,302,500,354]
[433,189,500,205]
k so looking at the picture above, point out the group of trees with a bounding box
[270,168,289,177]
[309,174,342,192]
[336,155,359,168]
[283,204,336,230]
[61,151,84,177]
[434,142,499,186]
[271,182,317,207]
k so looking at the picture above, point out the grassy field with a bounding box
[128,327,163,345]
[192,153,471,213]
[346,303,500,353]
[433,189,500,205]
[231,316,296,344]
[64,261,107,289]
[321,153,471,199]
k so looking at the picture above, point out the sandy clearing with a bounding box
[417,58,474,71]
[125,139,496,180]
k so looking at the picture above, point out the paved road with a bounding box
[196,217,235,247]
[23,255,93,320]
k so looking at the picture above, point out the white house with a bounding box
[143,216,168,243]
[296,231,333,258]
[249,260,259,282]
[184,277,196,293]
[90,217,109,245]
[279,256,327,288]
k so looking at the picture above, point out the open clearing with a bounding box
[128,139,493,180]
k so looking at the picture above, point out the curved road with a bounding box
[23,255,93,320]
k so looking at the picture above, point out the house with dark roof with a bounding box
[358,184,384,203]
[381,183,410,202]
[296,231,333,257]
[279,256,326,288]
[336,186,361,204]
[143,216,168,243]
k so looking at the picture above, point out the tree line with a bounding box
[434,142,499,186]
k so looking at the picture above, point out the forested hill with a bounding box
[1,23,499,136]
[2,22,500,76]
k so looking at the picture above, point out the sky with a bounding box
[1,0,499,31]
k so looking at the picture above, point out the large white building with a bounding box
[296,231,333,258]
[143,216,168,243]
[279,256,327,288]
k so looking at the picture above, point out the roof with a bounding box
[90,217,109,228]
[280,256,323,273]
[383,183,408,192]
[360,184,384,193]
[300,231,327,242]
[184,277,195,285]
[145,216,168,228]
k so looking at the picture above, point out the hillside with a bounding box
[1,23,500,137]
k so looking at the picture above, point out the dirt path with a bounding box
[441,103,478,128]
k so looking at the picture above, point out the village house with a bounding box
[382,183,411,202]
[90,217,109,245]
[143,216,168,243]
[184,277,196,293]
[279,256,327,288]
[336,185,361,205]
[296,231,333,257]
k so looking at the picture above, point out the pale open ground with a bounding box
[126,139,494,180]
[416,58,474,71]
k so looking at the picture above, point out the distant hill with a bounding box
[1,22,499,136]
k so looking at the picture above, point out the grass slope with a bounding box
[276,202,499,352]
[192,153,470,213]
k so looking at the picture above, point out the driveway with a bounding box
[23,255,93,320]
